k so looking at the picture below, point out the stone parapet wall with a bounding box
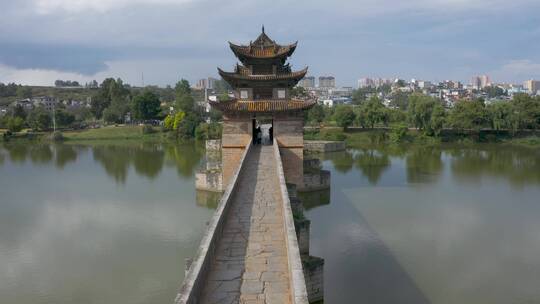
[195,171,223,192]
[205,139,222,151]
[273,139,310,304]
[222,147,246,189]
[280,147,304,189]
[302,170,330,192]
[175,142,252,304]
[302,256,325,303]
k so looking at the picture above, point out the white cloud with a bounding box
[35,0,192,14]
[491,59,540,82]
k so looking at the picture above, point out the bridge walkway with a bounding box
[200,144,291,304]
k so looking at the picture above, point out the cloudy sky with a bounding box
[1,0,539,87]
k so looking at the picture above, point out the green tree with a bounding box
[391,91,409,109]
[487,101,514,131]
[483,86,506,98]
[6,117,24,132]
[306,103,325,126]
[356,97,387,128]
[12,104,27,120]
[132,90,161,120]
[209,109,223,122]
[175,79,195,112]
[173,111,185,130]
[55,109,75,127]
[91,78,131,120]
[389,123,408,143]
[333,105,355,130]
[102,107,122,123]
[352,87,375,104]
[16,86,32,99]
[177,112,202,139]
[511,93,540,130]
[429,104,446,136]
[27,108,51,131]
[408,94,436,131]
[448,99,489,131]
[195,122,222,140]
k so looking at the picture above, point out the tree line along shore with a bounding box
[1,80,539,147]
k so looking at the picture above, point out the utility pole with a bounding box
[52,103,57,132]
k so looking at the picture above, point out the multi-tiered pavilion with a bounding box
[211,27,315,188]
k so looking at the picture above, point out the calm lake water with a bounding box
[1,141,539,304]
[0,142,213,304]
[305,144,540,304]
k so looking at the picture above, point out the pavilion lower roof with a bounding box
[209,99,316,113]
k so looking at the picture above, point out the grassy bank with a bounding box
[1,125,165,142]
[304,127,540,149]
[62,125,163,141]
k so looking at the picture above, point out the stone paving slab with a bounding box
[200,145,291,304]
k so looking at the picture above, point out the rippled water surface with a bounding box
[305,144,540,304]
[0,142,213,304]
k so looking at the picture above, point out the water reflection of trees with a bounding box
[405,147,443,184]
[329,151,354,173]
[92,142,203,183]
[327,149,391,185]
[1,142,204,184]
[327,144,540,187]
[4,144,30,163]
[355,149,391,185]
[450,146,540,187]
[1,143,75,167]
[29,145,53,164]
[164,144,204,178]
[54,145,78,168]
[92,145,135,183]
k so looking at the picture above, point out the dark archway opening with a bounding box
[252,117,274,145]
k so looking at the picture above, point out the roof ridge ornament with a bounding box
[262,24,265,34]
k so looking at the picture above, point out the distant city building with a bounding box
[524,79,540,95]
[471,75,490,89]
[299,76,316,88]
[195,77,218,90]
[196,78,208,89]
[32,96,58,111]
[318,76,335,88]
[358,78,374,88]
[417,81,432,89]
[358,77,392,89]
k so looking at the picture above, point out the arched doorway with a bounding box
[252,117,274,145]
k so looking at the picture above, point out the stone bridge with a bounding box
[175,139,317,304]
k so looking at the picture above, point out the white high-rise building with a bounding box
[319,76,336,88]
[524,79,540,94]
[471,75,491,89]
[299,76,316,88]
[358,78,374,88]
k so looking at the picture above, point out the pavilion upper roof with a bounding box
[228,27,297,61]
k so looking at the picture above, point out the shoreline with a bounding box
[2,125,540,148]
